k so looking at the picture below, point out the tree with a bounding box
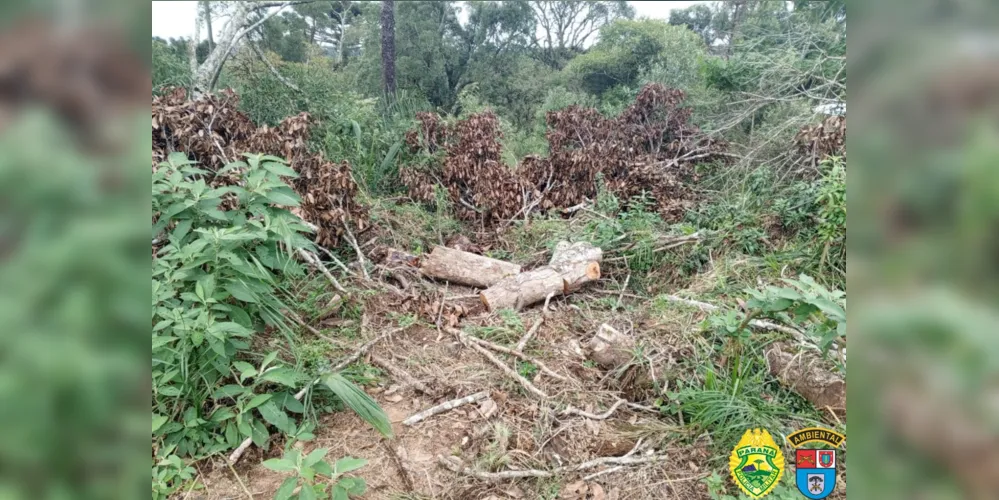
[187,1,304,97]
[668,3,716,46]
[381,0,396,96]
[530,1,633,69]
[566,19,702,96]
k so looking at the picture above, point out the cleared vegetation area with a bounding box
[152,2,845,499]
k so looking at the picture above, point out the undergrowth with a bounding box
[151,153,390,498]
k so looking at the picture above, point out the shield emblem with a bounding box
[796,449,836,499]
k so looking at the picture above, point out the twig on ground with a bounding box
[225,455,255,499]
[515,316,544,352]
[371,354,434,395]
[445,293,480,301]
[561,398,626,420]
[447,327,549,399]
[343,223,370,280]
[298,249,347,293]
[465,333,567,381]
[403,391,489,426]
[382,441,415,491]
[331,324,408,372]
[314,245,355,277]
[286,311,347,348]
[582,438,643,481]
[438,451,676,481]
[615,273,630,311]
[542,291,556,313]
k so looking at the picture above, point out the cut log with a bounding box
[586,324,635,369]
[480,241,602,311]
[419,245,521,289]
[766,343,845,411]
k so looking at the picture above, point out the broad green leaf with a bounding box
[321,373,392,438]
[233,361,257,381]
[258,401,295,434]
[299,484,317,500]
[303,448,329,468]
[263,161,300,178]
[244,393,272,411]
[260,351,279,372]
[259,367,300,387]
[213,385,247,399]
[158,385,182,397]
[264,187,301,207]
[152,414,168,433]
[274,477,299,500]
[261,458,297,473]
[333,457,367,475]
[225,281,258,303]
[339,477,366,495]
[332,485,349,500]
[313,460,332,476]
[250,419,270,447]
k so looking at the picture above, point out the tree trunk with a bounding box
[203,1,214,52]
[380,0,396,97]
[480,241,602,311]
[420,246,521,289]
[766,343,845,411]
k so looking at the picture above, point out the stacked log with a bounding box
[418,241,602,311]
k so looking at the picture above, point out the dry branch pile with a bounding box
[402,84,727,225]
[796,115,846,166]
[402,111,532,223]
[152,87,367,246]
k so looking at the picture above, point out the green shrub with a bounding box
[151,153,389,490]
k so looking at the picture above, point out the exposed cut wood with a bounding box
[420,245,522,288]
[586,324,635,369]
[480,241,602,311]
[766,343,845,411]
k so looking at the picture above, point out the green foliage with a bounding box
[152,152,312,457]
[263,445,368,500]
[151,451,198,500]
[815,156,846,277]
[153,37,191,94]
[152,152,390,491]
[745,275,846,371]
[567,20,705,95]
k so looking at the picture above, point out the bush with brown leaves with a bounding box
[152,87,366,247]
[402,84,727,224]
[796,115,846,167]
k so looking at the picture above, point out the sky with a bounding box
[151,1,711,41]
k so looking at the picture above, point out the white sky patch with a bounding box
[152,1,712,41]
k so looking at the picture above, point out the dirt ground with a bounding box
[194,271,843,500]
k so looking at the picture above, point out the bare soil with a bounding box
[196,280,725,499]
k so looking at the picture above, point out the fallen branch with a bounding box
[438,452,675,481]
[403,391,489,426]
[343,223,370,281]
[447,327,549,399]
[515,316,544,352]
[561,398,626,420]
[332,325,407,372]
[464,333,567,382]
[582,438,643,481]
[371,354,434,395]
[298,249,347,293]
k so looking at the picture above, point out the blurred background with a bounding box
[0,0,150,499]
[849,0,999,498]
